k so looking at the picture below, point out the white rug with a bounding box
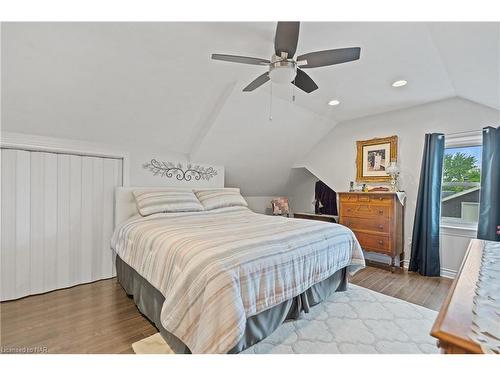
[132,285,439,354]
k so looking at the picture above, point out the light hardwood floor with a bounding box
[0,267,452,354]
[349,266,453,311]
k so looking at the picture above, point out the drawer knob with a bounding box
[378,210,383,214]
[347,208,352,212]
[378,240,384,245]
[378,224,383,229]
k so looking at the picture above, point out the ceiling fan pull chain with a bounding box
[292,78,296,102]
[269,82,273,121]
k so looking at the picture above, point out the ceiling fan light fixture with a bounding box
[392,79,408,87]
[269,61,297,84]
[211,22,361,93]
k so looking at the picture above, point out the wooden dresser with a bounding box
[338,192,404,271]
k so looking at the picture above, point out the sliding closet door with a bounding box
[0,149,123,301]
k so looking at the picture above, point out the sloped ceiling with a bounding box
[191,85,331,195]
[427,23,500,110]
[2,22,499,195]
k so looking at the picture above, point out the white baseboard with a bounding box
[439,267,457,279]
[364,252,456,279]
[401,260,456,279]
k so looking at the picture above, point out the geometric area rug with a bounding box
[132,285,439,354]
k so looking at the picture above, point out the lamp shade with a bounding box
[386,161,399,176]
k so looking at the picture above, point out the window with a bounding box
[441,144,482,225]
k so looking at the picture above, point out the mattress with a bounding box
[111,206,364,353]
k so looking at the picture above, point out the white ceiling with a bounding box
[427,22,500,110]
[2,22,499,194]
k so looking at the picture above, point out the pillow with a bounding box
[194,188,248,211]
[133,190,204,216]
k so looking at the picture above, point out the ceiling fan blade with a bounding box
[292,69,318,93]
[211,54,270,66]
[274,22,300,58]
[297,47,361,68]
[243,72,270,92]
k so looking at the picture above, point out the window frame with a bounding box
[440,130,482,231]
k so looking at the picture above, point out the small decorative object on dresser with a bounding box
[293,212,337,223]
[386,161,400,192]
[338,191,404,272]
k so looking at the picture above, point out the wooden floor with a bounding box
[0,278,156,354]
[0,267,452,354]
[349,267,453,311]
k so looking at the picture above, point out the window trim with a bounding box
[440,222,478,237]
[440,130,482,231]
[444,130,482,148]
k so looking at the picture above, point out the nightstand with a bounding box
[293,212,337,223]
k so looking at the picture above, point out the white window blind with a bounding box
[1,149,123,301]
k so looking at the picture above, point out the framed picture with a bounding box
[356,135,398,182]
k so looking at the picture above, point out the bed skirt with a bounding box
[116,255,348,354]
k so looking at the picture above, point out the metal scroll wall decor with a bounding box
[142,159,218,181]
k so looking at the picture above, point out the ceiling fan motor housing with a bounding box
[269,59,297,84]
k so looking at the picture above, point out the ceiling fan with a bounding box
[211,22,361,94]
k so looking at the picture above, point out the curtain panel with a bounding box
[478,126,500,241]
[409,133,445,276]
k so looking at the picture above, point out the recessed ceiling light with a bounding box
[328,99,340,106]
[392,80,408,87]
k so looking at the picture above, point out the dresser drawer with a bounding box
[340,216,391,234]
[339,193,394,205]
[339,194,358,203]
[340,203,392,220]
[368,195,393,204]
[354,231,392,253]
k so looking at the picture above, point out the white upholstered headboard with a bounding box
[114,186,241,228]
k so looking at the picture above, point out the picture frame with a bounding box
[356,135,398,182]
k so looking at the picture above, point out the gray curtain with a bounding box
[478,126,500,241]
[409,133,445,276]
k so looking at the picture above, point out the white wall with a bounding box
[128,143,224,188]
[245,167,320,215]
[440,227,478,277]
[285,167,318,214]
[0,133,225,189]
[192,84,333,196]
[245,196,280,214]
[296,97,500,276]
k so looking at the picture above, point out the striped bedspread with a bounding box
[111,206,365,353]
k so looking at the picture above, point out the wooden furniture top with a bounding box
[430,239,484,354]
[338,191,396,195]
[293,212,337,219]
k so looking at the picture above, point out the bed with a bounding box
[111,187,365,354]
